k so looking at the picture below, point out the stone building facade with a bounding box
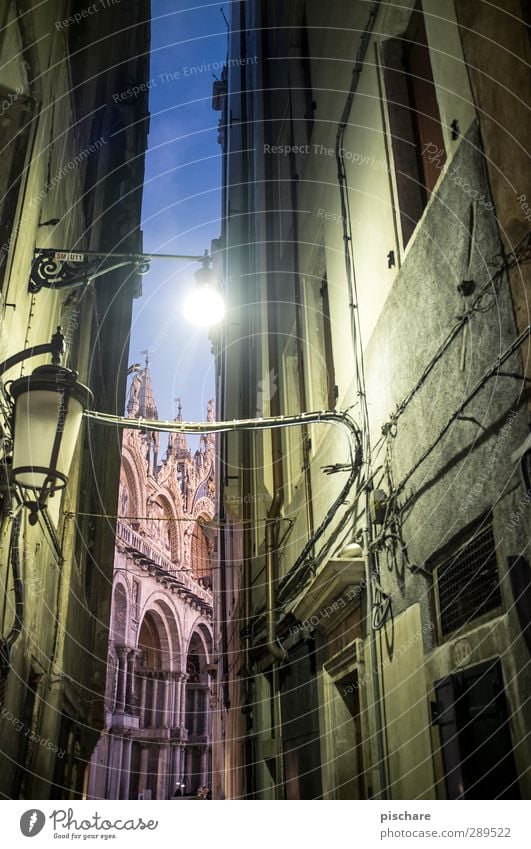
[213,0,530,800]
[0,1,150,798]
[88,361,215,799]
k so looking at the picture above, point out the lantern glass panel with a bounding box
[10,364,91,494]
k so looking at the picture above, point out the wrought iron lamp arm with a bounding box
[0,327,65,377]
[28,248,212,294]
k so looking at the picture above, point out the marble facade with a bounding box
[87,359,215,799]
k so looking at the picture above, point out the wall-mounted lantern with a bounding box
[10,364,93,522]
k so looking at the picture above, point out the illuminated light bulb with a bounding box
[183,263,225,326]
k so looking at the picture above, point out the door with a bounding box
[434,658,520,799]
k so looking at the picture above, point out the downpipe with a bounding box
[265,511,287,664]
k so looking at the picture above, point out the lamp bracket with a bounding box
[29,249,151,294]
[0,327,65,377]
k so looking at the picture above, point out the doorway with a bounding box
[434,658,520,799]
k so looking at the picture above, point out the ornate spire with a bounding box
[134,352,158,420]
[127,355,157,419]
[174,396,188,458]
[201,398,216,459]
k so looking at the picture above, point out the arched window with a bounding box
[190,524,210,580]
[185,633,208,737]
[138,613,162,669]
[112,584,128,644]
[148,499,172,557]
[119,480,130,517]
[137,614,163,729]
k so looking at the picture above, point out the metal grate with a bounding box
[436,523,502,637]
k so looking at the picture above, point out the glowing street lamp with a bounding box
[183,258,225,326]
[0,328,93,524]
[28,247,225,328]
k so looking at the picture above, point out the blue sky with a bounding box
[129,0,229,432]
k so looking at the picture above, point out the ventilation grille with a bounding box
[436,523,501,637]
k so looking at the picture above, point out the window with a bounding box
[434,521,502,638]
[280,640,322,799]
[0,85,36,290]
[381,1,446,247]
[320,277,337,410]
[433,659,520,799]
[191,524,210,580]
[275,119,293,252]
[281,338,303,502]
[133,579,141,619]
[300,13,315,142]
[82,79,106,224]
[52,714,83,799]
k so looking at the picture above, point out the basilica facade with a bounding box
[87,360,215,800]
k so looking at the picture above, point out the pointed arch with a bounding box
[192,497,214,521]
[183,625,213,746]
[152,488,183,565]
[152,597,183,671]
[137,613,163,669]
[112,580,129,645]
[138,593,183,671]
[190,523,211,581]
[121,448,144,520]
[136,608,171,670]
[185,625,212,670]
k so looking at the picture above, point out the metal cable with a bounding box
[85,408,363,603]
[395,323,531,498]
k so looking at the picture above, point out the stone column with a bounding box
[200,746,208,786]
[138,744,150,795]
[115,647,129,712]
[150,673,159,727]
[179,745,186,790]
[170,745,180,795]
[167,675,175,727]
[107,734,123,799]
[198,688,208,736]
[139,674,148,726]
[120,738,132,799]
[206,686,212,736]
[162,673,171,727]
[173,672,184,728]
[193,687,200,735]
[184,746,194,795]
[157,744,169,799]
[180,673,189,731]
[125,650,140,714]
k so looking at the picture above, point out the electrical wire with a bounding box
[85,408,363,603]
[374,322,530,569]
[0,509,24,700]
[85,407,361,438]
[387,232,531,427]
[333,0,390,801]
[371,234,531,574]
[64,510,294,529]
[395,322,531,499]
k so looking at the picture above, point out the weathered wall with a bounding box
[0,0,150,798]
[216,0,530,800]
[455,0,531,394]
[363,121,531,796]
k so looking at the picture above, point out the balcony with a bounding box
[291,554,366,633]
[117,520,213,612]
